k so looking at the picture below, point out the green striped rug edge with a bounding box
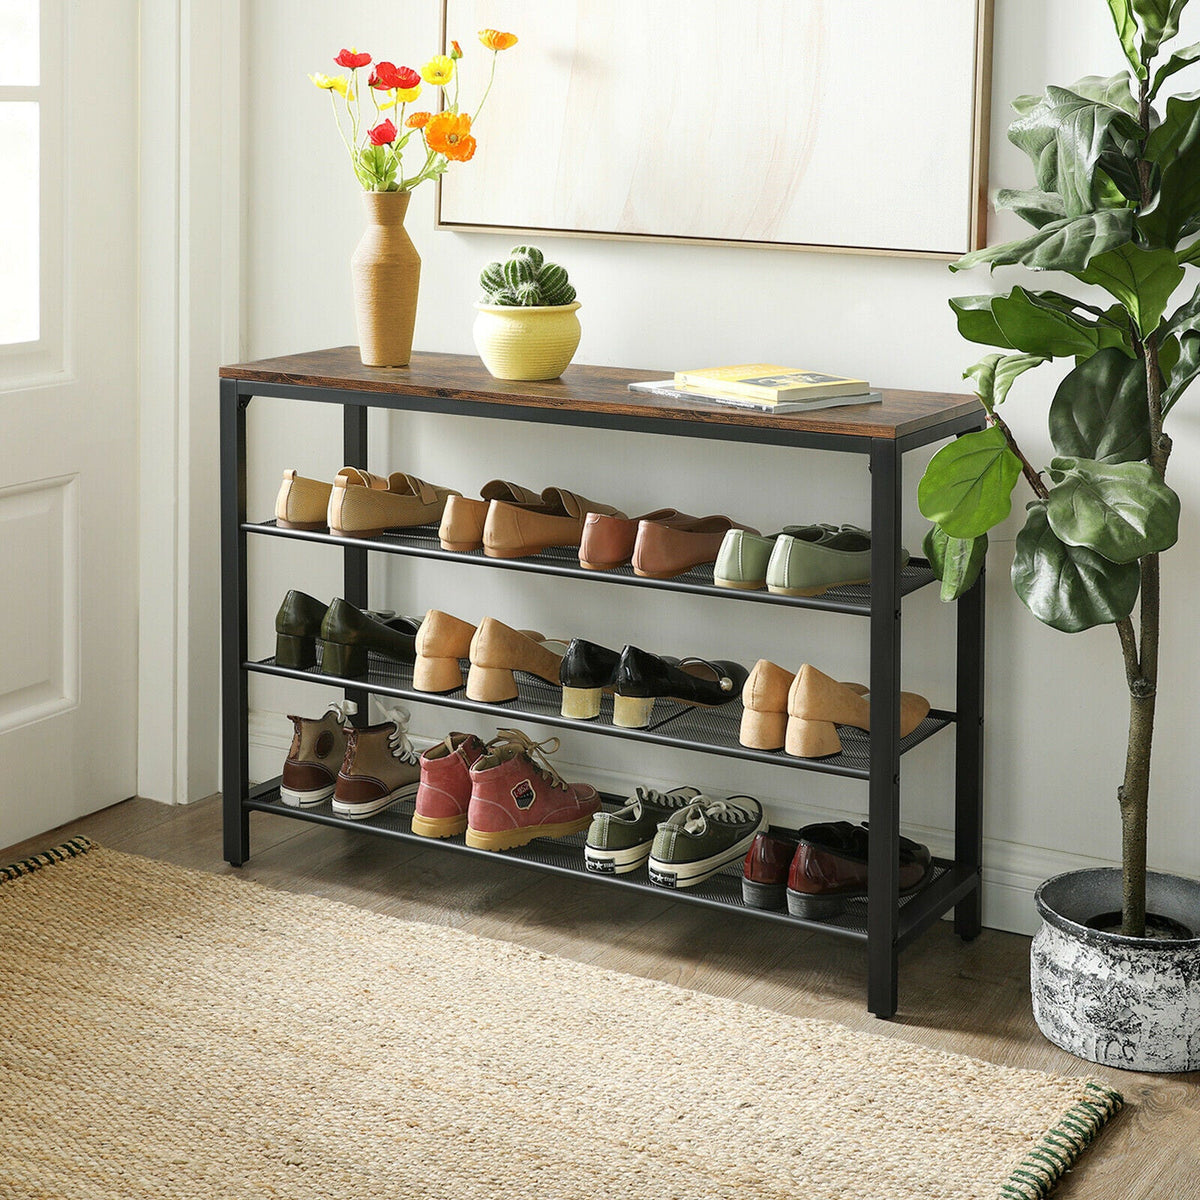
[0,836,96,883]
[998,1080,1124,1199]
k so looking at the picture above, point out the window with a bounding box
[1,0,61,379]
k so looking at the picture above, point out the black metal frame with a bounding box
[219,374,987,1018]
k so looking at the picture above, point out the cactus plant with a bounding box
[480,247,577,307]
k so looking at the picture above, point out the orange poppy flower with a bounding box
[424,111,476,161]
[478,29,518,51]
[407,111,432,128]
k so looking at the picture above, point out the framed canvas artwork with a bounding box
[438,0,994,258]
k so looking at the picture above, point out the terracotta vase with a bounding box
[351,190,420,368]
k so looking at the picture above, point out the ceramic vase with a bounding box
[351,191,420,368]
[472,302,582,381]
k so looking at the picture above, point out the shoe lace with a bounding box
[680,795,756,835]
[379,705,419,764]
[488,728,569,791]
[325,699,358,725]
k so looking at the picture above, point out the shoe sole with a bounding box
[279,784,335,808]
[584,841,652,874]
[465,815,594,851]
[578,559,628,572]
[648,817,767,888]
[410,811,469,838]
[713,577,766,591]
[785,861,936,919]
[767,576,870,597]
[331,781,419,820]
[741,877,787,910]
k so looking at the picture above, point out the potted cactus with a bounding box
[472,246,582,380]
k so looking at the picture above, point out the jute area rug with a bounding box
[0,839,1120,1200]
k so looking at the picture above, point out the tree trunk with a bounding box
[1118,674,1154,935]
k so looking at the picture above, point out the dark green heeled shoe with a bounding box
[318,598,422,677]
[274,590,399,669]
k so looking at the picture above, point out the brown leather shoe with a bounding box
[439,480,543,552]
[328,467,460,537]
[482,487,625,559]
[631,515,758,579]
[467,617,570,702]
[331,706,422,820]
[786,821,933,918]
[579,509,700,571]
[280,700,357,807]
[785,664,930,758]
[741,831,801,909]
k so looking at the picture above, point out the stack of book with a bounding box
[630,364,881,414]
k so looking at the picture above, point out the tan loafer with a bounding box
[439,480,543,552]
[483,487,625,559]
[632,515,758,580]
[327,468,461,537]
[466,617,570,701]
[276,469,349,530]
[579,509,700,571]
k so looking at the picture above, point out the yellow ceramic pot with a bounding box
[472,302,582,381]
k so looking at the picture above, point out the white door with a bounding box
[0,0,138,847]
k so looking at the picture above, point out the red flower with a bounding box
[369,61,420,90]
[335,48,371,69]
[367,119,397,146]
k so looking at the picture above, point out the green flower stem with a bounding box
[473,50,498,123]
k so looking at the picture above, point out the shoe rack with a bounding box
[219,348,987,1019]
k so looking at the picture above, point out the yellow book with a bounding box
[673,364,871,403]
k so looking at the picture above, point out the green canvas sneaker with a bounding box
[584,785,701,874]
[648,794,767,888]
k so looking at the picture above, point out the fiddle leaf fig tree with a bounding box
[919,0,1199,937]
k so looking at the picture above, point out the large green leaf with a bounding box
[1070,72,1141,115]
[952,210,1134,275]
[1012,502,1141,631]
[1132,0,1187,55]
[990,287,1133,358]
[963,352,1047,413]
[1164,334,1200,412]
[917,426,1024,539]
[994,188,1067,230]
[1077,244,1184,334]
[1046,455,1180,562]
[1048,348,1152,462]
[1181,240,1200,265]
[1106,0,1148,78]
[923,525,988,602]
[1164,280,1200,335]
[1008,87,1143,215]
[1140,91,1200,247]
[950,296,1016,349]
[1151,40,1200,98]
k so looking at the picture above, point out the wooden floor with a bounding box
[4,796,1199,1199]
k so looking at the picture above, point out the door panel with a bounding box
[0,0,138,847]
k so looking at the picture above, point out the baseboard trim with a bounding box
[248,708,1125,938]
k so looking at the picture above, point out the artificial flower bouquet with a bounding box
[309,28,517,192]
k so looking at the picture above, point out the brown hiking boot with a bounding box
[332,706,422,820]
[280,700,357,807]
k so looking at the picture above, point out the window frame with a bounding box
[0,0,65,388]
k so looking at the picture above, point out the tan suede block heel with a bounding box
[413,655,464,693]
[784,717,843,758]
[739,709,788,751]
[466,664,519,703]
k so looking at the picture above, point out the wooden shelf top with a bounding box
[220,347,982,442]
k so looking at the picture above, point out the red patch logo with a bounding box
[510,779,536,809]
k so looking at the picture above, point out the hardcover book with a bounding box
[629,380,882,415]
[672,364,871,402]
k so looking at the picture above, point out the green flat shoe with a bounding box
[765,528,909,597]
[713,524,837,590]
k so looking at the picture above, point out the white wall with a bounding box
[239,0,1200,934]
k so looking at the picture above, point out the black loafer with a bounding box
[612,644,748,728]
[558,638,622,719]
[317,598,422,677]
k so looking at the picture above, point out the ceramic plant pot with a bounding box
[1031,868,1200,1072]
[351,191,420,368]
[472,302,582,381]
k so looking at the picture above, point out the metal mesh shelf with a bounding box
[244,782,968,945]
[244,519,938,616]
[247,646,954,780]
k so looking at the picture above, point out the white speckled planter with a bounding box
[1031,869,1200,1073]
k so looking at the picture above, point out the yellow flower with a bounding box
[309,72,352,98]
[421,55,455,86]
[379,85,421,111]
[478,29,518,51]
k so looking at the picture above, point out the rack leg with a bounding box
[220,379,251,866]
[954,562,986,940]
[867,439,902,1019]
[343,404,370,719]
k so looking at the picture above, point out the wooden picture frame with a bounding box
[437,0,994,260]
